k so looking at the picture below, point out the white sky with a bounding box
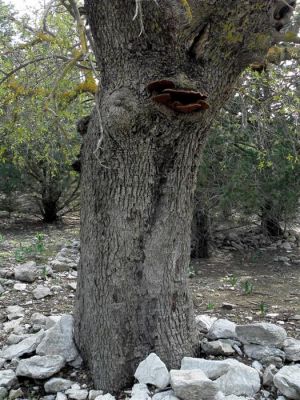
[4,0,40,14]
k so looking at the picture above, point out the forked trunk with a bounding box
[75,0,283,391]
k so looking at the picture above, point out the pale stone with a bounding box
[243,344,285,361]
[263,364,277,387]
[33,285,52,300]
[88,390,104,400]
[236,323,287,346]
[14,261,37,282]
[273,365,300,400]
[56,394,67,400]
[215,365,260,396]
[65,389,88,400]
[36,315,79,363]
[0,370,17,389]
[181,357,239,380]
[44,378,73,393]
[283,338,300,361]
[201,340,235,356]
[0,330,44,360]
[195,315,217,334]
[207,319,237,340]
[131,383,151,400]
[134,353,170,389]
[152,390,179,400]
[170,369,221,400]
[16,355,65,379]
[94,395,115,400]
[6,306,24,321]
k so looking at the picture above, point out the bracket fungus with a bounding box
[146,79,209,113]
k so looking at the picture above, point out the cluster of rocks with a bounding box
[49,242,80,273]
[0,240,80,312]
[0,312,299,400]
[213,230,299,253]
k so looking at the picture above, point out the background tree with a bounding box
[0,0,95,221]
[74,0,296,391]
[195,61,299,247]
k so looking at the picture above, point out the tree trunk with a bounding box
[261,200,283,237]
[191,204,210,259]
[75,0,288,392]
[42,199,59,223]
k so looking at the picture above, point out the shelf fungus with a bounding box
[146,79,209,113]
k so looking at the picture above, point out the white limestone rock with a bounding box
[16,355,65,379]
[283,338,300,361]
[201,340,235,356]
[195,315,218,334]
[152,390,179,400]
[207,319,237,340]
[44,378,73,393]
[134,353,170,389]
[273,365,300,400]
[0,330,45,360]
[170,369,222,400]
[215,364,260,397]
[14,261,38,283]
[6,306,25,321]
[36,314,79,363]
[33,285,52,300]
[94,395,115,400]
[236,323,287,346]
[263,364,277,387]
[181,357,240,380]
[88,390,103,400]
[3,318,23,334]
[56,393,67,400]
[131,383,151,400]
[0,370,17,389]
[31,313,50,326]
[65,389,88,400]
[243,344,285,361]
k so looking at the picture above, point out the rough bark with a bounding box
[191,203,210,259]
[75,0,293,392]
[261,200,283,237]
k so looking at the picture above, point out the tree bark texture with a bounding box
[75,0,291,392]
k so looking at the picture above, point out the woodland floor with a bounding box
[0,213,300,347]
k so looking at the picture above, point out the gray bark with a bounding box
[75,0,293,392]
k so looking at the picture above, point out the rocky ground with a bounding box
[0,215,299,400]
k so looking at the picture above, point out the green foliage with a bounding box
[242,280,254,295]
[14,233,46,263]
[259,302,268,315]
[198,62,300,231]
[0,1,94,220]
[207,302,215,310]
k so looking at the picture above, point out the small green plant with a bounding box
[242,280,254,295]
[228,275,238,287]
[0,234,4,244]
[187,265,196,278]
[259,302,268,315]
[207,302,215,310]
[14,233,46,262]
[35,233,45,253]
[41,265,48,280]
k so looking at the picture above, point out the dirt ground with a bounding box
[0,214,300,346]
[191,248,300,339]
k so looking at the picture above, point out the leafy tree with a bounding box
[74,0,297,391]
[0,0,95,221]
[197,62,300,237]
